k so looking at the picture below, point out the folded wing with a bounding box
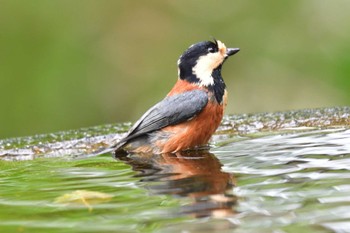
[113,89,208,149]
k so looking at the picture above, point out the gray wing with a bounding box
[114,89,208,148]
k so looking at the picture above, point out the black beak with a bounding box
[226,48,240,56]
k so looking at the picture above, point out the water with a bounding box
[0,107,350,233]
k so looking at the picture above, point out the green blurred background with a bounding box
[1,0,349,139]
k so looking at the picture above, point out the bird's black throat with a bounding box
[208,65,226,104]
[179,65,226,104]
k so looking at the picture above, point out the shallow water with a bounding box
[1,107,350,233]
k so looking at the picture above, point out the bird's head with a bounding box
[177,39,239,86]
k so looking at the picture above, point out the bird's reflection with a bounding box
[116,150,237,218]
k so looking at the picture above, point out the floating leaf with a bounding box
[55,190,113,212]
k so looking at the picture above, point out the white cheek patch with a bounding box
[192,52,224,86]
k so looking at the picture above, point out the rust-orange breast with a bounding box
[157,101,224,153]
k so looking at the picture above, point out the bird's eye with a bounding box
[208,47,216,53]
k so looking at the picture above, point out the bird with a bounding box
[113,39,239,155]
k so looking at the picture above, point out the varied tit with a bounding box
[113,39,239,155]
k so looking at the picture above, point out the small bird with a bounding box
[113,39,239,155]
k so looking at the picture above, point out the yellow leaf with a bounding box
[54,190,113,212]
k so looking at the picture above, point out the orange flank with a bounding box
[157,102,223,153]
[167,79,202,96]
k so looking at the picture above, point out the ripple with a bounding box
[0,108,350,232]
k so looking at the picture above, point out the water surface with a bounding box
[0,107,350,232]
